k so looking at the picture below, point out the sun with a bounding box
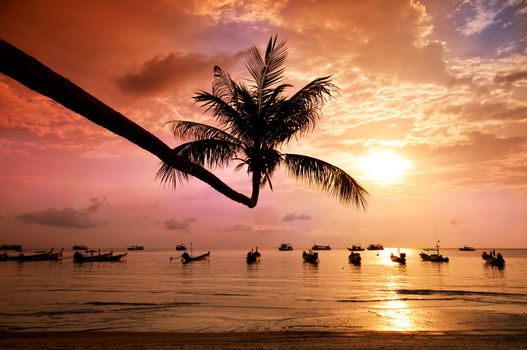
[359,150,413,185]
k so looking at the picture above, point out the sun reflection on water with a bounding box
[376,299,415,331]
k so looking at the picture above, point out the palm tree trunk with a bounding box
[0,39,256,208]
[251,171,261,203]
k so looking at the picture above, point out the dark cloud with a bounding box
[16,198,107,229]
[282,213,311,222]
[116,50,246,96]
[164,217,198,230]
[442,100,527,122]
[495,70,527,85]
[117,52,212,95]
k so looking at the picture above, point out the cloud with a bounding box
[117,52,212,95]
[443,101,527,122]
[221,224,282,233]
[495,70,527,85]
[458,0,500,37]
[422,132,525,165]
[279,0,452,85]
[164,217,198,230]
[16,198,107,229]
[282,213,311,222]
[116,51,245,96]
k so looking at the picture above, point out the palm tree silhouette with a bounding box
[157,36,367,209]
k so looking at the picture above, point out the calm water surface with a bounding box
[1,248,526,333]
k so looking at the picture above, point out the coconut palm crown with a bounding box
[157,36,368,209]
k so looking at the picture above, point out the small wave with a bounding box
[335,297,456,303]
[0,309,102,317]
[212,293,251,297]
[85,301,201,306]
[395,289,527,297]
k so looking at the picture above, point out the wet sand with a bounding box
[1,331,526,350]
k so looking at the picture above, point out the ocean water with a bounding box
[1,248,526,333]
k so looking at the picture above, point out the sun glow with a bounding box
[359,150,413,185]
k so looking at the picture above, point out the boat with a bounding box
[73,250,127,263]
[302,250,319,264]
[127,245,144,250]
[482,250,505,267]
[0,244,22,251]
[278,243,293,251]
[459,245,475,251]
[175,244,187,251]
[17,248,63,262]
[246,248,261,264]
[72,244,88,250]
[348,252,361,265]
[390,251,406,264]
[419,241,449,262]
[366,243,384,250]
[312,244,331,250]
[0,252,20,261]
[346,245,365,251]
[180,251,210,263]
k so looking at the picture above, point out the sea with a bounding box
[1,248,526,333]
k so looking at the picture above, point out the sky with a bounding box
[0,0,526,249]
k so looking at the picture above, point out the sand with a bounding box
[1,331,526,350]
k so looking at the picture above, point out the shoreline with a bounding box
[1,330,527,350]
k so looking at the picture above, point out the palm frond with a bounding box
[212,65,236,102]
[156,139,241,188]
[174,139,240,168]
[245,36,288,106]
[166,120,239,144]
[271,76,338,145]
[155,161,189,189]
[283,154,368,209]
[193,91,246,129]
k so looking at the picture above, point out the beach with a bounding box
[1,331,527,350]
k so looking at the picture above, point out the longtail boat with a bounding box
[180,251,210,263]
[246,248,261,264]
[302,250,319,264]
[17,248,63,262]
[312,244,331,250]
[348,252,361,265]
[73,250,127,263]
[482,251,505,267]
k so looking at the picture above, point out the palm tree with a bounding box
[157,36,368,209]
[0,38,253,207]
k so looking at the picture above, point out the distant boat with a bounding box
[482,250,505,267]
[72,244,88,251]
[18,248,63,262]
[459,245,475,251]
[347,245,365,251]
[420,241,449,262]
[246,248,261,264]
[127,245,144,251]
[180,251,210,264]
[348,252,361,265]
[175,244,187,251]
[278,243,293,251]
[366,243,384,250]
[312,244,331,251]
[73,250,127,263]
[390,251,407,265]
[0,252,14,261]
[302,250,319,264]
[0,244,22,251]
